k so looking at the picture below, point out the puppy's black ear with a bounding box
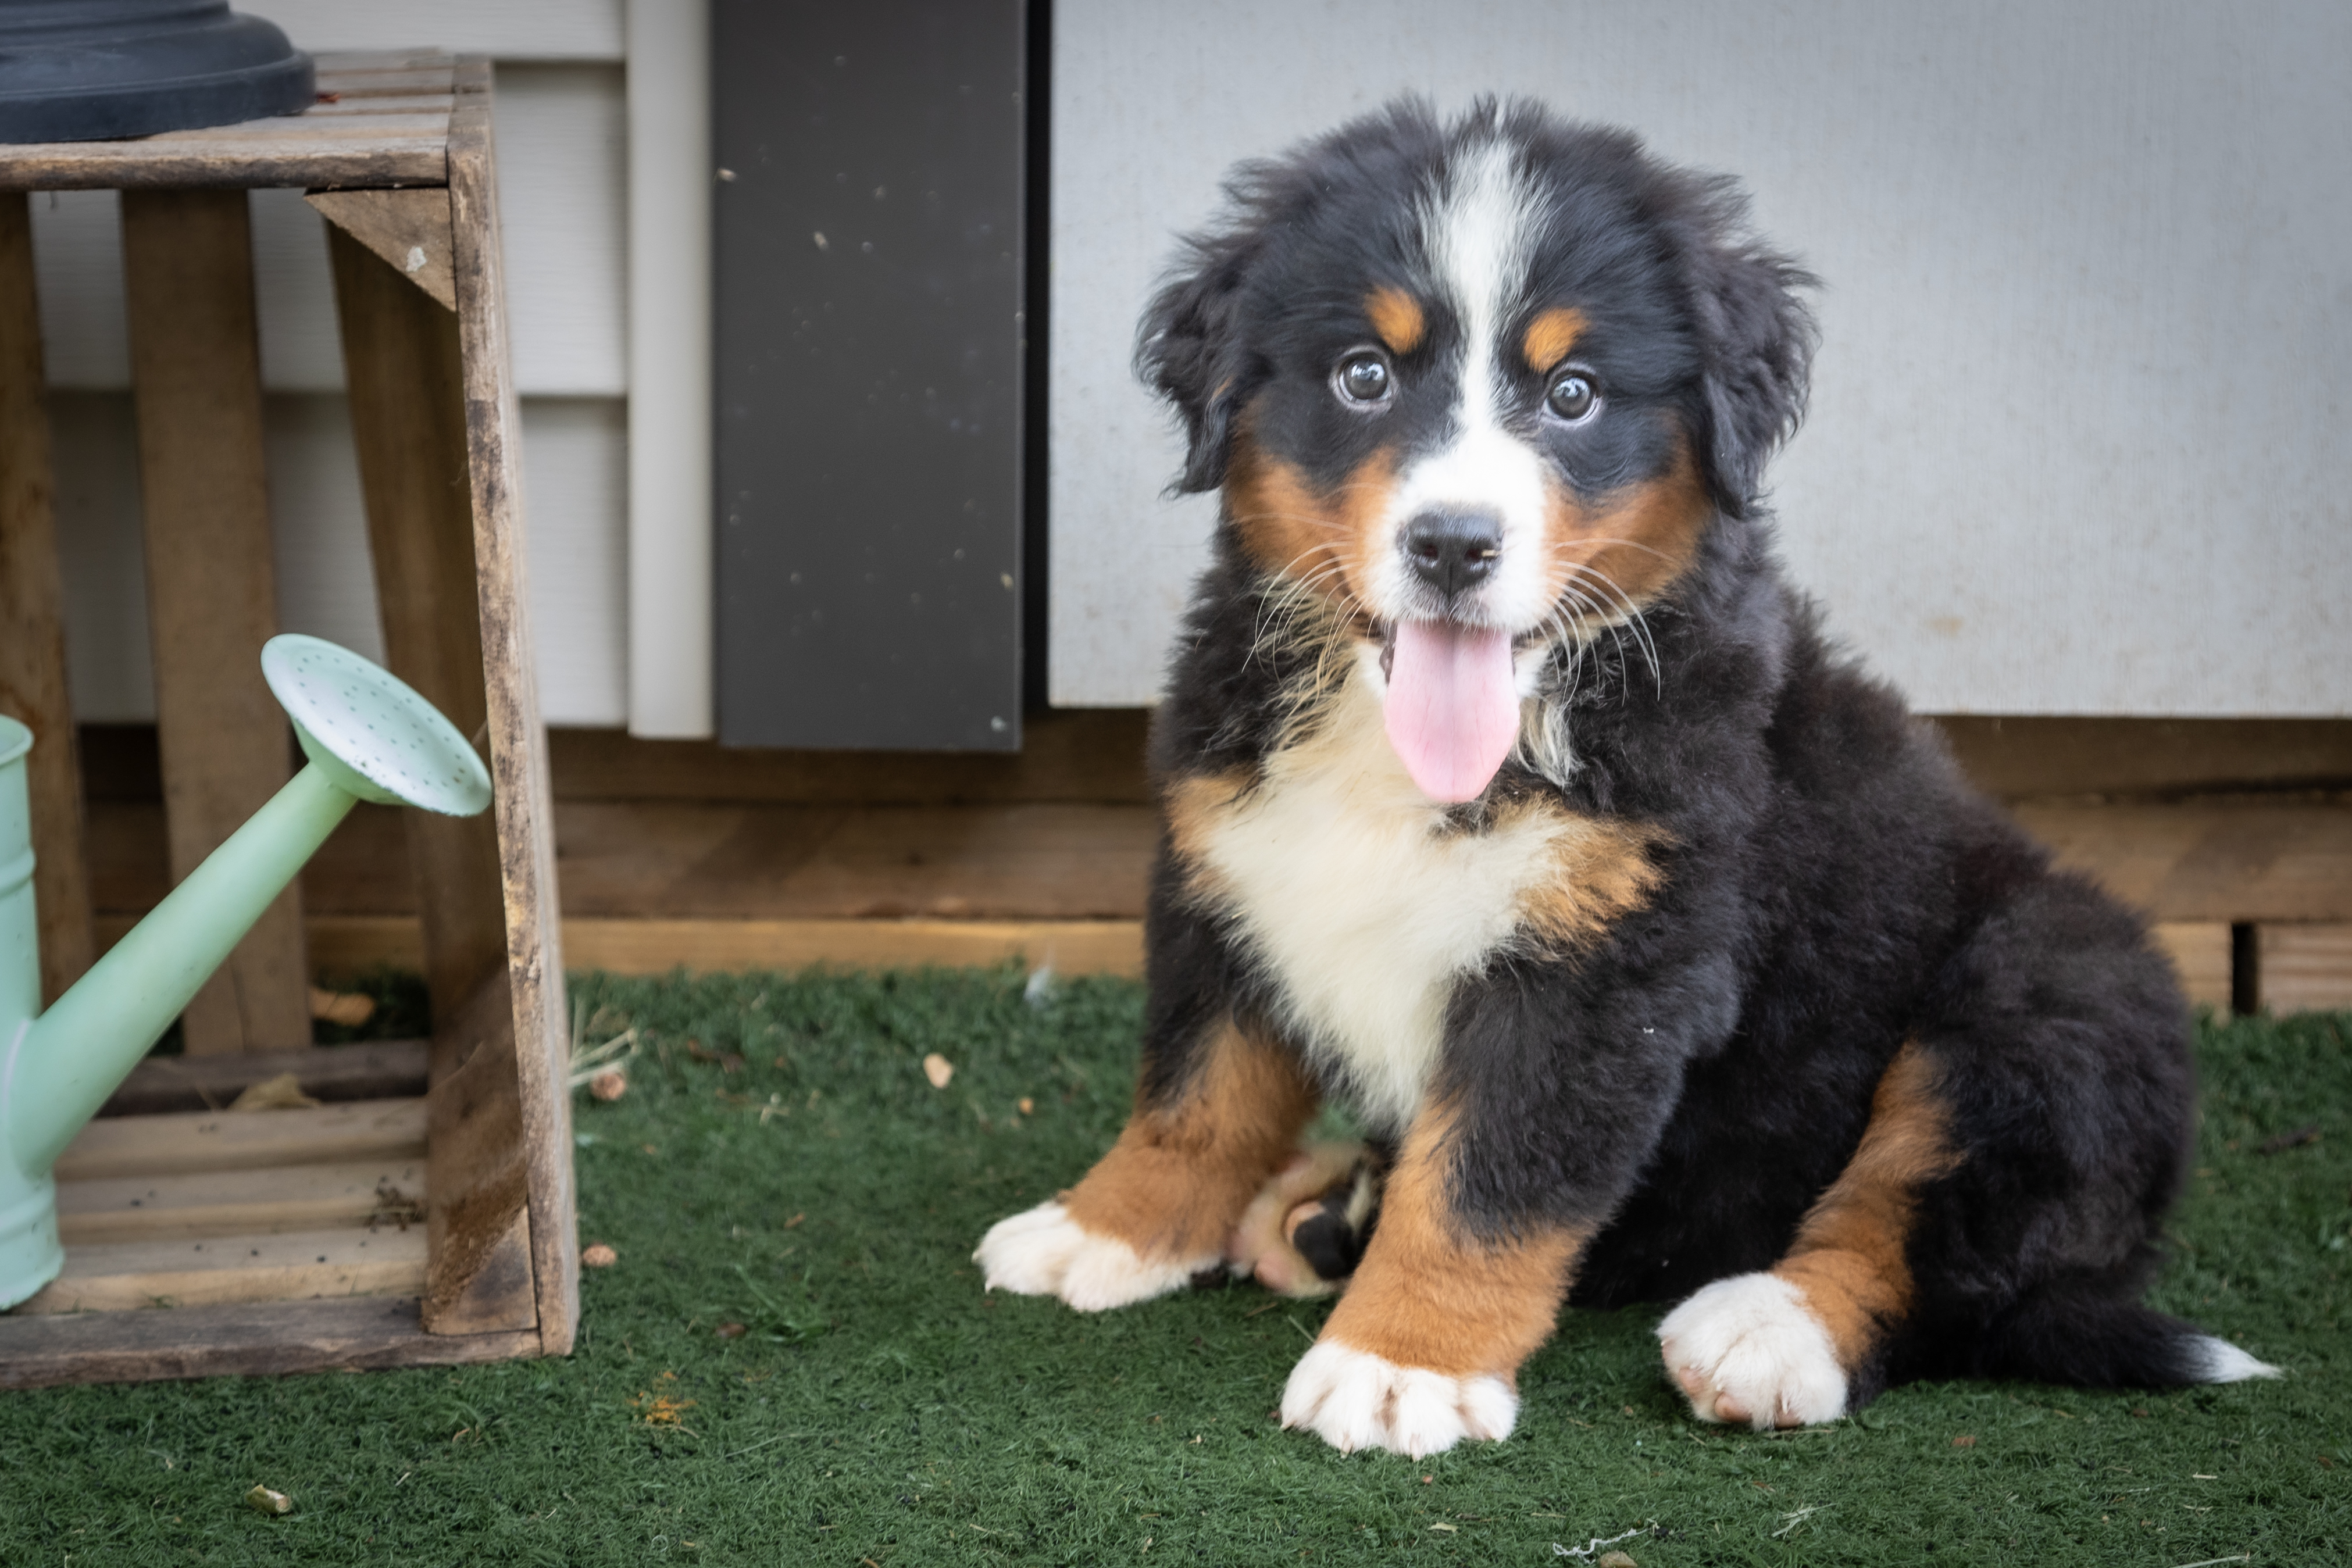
[1682,178,1818,518]
[1136,232,1261,495]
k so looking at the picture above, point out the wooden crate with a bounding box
[0,54,574,1387]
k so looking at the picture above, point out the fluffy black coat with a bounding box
[1132,99,2209,1412]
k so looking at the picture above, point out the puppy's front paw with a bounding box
[1279,1341,1517,1458]
[972,1201,1209,1311]
[1657,1272,1848,1429]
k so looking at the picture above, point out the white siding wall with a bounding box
[1050,0,2352,716]
[35,15,638,727]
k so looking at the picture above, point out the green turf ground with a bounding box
[2,971,2344,1565]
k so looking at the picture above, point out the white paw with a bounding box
[972,1201,1209,1312]
[1658,1272,1849,1430]
[1279,1340,1518,1457]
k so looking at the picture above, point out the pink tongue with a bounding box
[1382,620,1519,803]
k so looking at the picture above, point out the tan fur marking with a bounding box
[1540,438,1712,612]
[1061,1020,1318,1263]
[1366,287,1425,355]
[1319,1103,1586,1380]
[1772,1042,1962,1369]
[1163,767,1254,901]
[1522,306,1587,372]
[1497,798,1668,951]
[1225,424,1398,603]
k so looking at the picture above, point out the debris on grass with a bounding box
[631,1390,698,1427]
[1597,1554,1639,1568]
[2256,1125,2319,1154]
[583,1244,619,1268]
[1953,1433,1977,1447]
[1553,1521,1653,1559]
[923,1053,954,1088]
[588,1069,629,1101]
[243,1484,293,1516]
[1024,963,1057,1008]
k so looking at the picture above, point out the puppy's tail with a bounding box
[1975,1285,2280,1388]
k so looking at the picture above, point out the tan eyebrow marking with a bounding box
[1522,306,1588,372]
[1365,287,1425,355]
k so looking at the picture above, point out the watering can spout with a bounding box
[0,635,491,1309]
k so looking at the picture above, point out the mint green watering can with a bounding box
[0,634,492,1309]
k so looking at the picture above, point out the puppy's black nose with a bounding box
[1401,510,1502,599]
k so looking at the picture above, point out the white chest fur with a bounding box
[1181,670,1582,1132]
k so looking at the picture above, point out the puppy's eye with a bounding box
[1546,371,1598,422]
[1334,353,1392,406]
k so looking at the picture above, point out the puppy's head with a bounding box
[1138,100,1815,801]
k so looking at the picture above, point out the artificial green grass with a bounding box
[2,971,2345,1566]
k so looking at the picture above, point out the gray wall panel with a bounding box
[715,0,1026,749]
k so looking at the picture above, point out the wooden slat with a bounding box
[448,60,577,1357]
[0,135,450,193]
[121,187,309,1055]
[2258,924,2352,1016]
[422,973,536,1335]
[106,912,1151,980]
[1934,716,2352,801]
[324,218,506,1035]
[0,1294,540,1391]
[12,1226,426,1315]
[57,1158,426,1245]
[548,709,1155,804]
[563,916,1147,977]
[98,1040,429,1117]
[2015,796,2352,923]
[0,192,95,1003]
[310,188,456,309]
[53,1098,427,1183]
[2151,921,2232,1013]
[552,801,1157,920]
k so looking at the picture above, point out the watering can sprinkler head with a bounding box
[0,636,490,1310]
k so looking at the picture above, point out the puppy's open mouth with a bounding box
[1375,617,1519,804]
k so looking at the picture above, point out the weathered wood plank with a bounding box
[562,916,1146,977]
[2259,924,2352,1016]
[57,1158,427,1245]
[0,192,95,1004]
[121,187,309,1055]
[325,219,506,1033]
[1932,716,2352,801]
[553,801,1159,920]
[2014,796,2352,924]
[311,188,456,309]
[13,1226,426,1315]
[0,1294,539,1391]
[98,1040,428,1117]
[106,913,1152,981]
[448,60,576,1356]
[2150,921,2231,1014]
[422,973,536,1335]
[54,1098,427,1184]
[547,709,1155,805]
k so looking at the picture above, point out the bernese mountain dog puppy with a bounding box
[977,99,2276,1457]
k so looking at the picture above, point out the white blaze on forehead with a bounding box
[1370,134,1558,633]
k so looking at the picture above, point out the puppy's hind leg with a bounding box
[1660,1041,1955,1429]
[976,1019,1316,1311]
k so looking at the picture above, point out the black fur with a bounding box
[1125,99,2232,1412]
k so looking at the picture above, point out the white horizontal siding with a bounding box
[31,59,633,728]
[50,392,627,727]
[260,0,623,61]
[1050,0,2352,716]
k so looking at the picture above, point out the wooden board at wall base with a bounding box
[2258,924,2352,1016]
[0,1295,541,1391]
[211,913,1150,979]
[2151,921,2231,1014]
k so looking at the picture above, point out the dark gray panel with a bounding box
[714,0,1025,749]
